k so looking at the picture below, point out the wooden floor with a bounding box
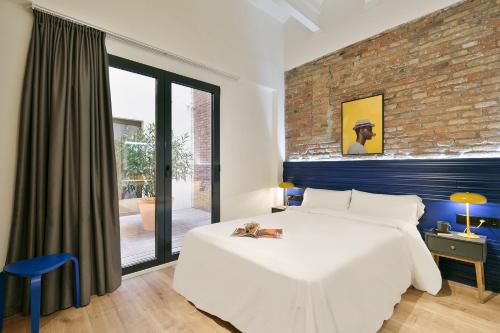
[3,266,500,333]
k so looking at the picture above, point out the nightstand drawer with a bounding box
[427,235,485,261]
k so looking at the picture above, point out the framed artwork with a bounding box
[341,94,384,155]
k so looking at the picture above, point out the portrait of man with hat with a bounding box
[347,119,376,154]
[341,94,383,155]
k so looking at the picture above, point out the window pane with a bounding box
[171,83,212,253]
[110,67,157,268]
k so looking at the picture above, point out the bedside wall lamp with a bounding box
[450,192,487,239]
[278,182,294,207]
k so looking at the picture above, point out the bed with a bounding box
[173,190,442,333]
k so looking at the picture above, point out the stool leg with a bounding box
[29,275,41,333]
[70,258,80,308]
[0,272,5,332]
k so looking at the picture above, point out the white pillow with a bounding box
[301,188,352,211]
[349,189,425,224]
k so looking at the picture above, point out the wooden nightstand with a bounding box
[271,206,286,213]
[425,231,487,303]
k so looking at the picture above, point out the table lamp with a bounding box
[278,182,294,207]
[450,192,487,239]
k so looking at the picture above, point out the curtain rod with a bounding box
[29,2,240,81]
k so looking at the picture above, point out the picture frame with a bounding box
[341,94,384,156]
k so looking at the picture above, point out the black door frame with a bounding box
[108,55,220,275]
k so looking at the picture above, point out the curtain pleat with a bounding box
[4,10,122,316]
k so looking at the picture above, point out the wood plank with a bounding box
[475,261,486,303]
[2,267,499,332]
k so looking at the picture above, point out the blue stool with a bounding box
[0,253,80,333]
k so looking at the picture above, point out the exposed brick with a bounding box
[285,0,499,159]
[462,41,479,48]
[475,100,498,108]
[192,90,212,212]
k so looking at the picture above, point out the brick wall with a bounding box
[192,89,212,212]
[285,0,500,160]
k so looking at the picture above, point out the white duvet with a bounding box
[173,207,442,333]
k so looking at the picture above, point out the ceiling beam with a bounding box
[278,0,320,32]
[246,0,321,32]
[246,0,290,23]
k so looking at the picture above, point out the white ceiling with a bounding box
[246,0,390,32]
[245,0,388,32]
[246,0,324,32]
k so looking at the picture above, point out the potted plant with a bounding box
[116,123,193,231]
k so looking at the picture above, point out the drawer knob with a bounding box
[450,245,456,250]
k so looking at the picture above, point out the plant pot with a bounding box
[138,197,156,231]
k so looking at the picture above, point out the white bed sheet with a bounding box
[173,207,442,333]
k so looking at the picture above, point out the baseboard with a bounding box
[122,260,177,280]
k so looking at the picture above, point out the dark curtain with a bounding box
[4,10,122,316]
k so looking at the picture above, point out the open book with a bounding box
[231,222,283,239]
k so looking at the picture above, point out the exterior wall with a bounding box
[192,89,212,212]
[285,0,500,160]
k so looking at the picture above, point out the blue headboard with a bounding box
[283,157,500,292]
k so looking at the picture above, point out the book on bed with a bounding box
[231,223,283,239]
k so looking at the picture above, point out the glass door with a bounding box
[170,83,218,254]
[109,55,167,275]
[165,72,220,257]
[109,55,220,275]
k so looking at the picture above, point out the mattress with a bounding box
[173,206,442,333]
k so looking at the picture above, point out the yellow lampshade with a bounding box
[450,192,487,204]
[278,182,294,189]
[450,192,487,239]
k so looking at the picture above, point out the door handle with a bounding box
[165,164,171,177]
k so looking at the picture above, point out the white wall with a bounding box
[0,0,32,268]
[284,0,462,70]
[0,0,284,266]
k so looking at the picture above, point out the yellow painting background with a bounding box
[342,95,383,154]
